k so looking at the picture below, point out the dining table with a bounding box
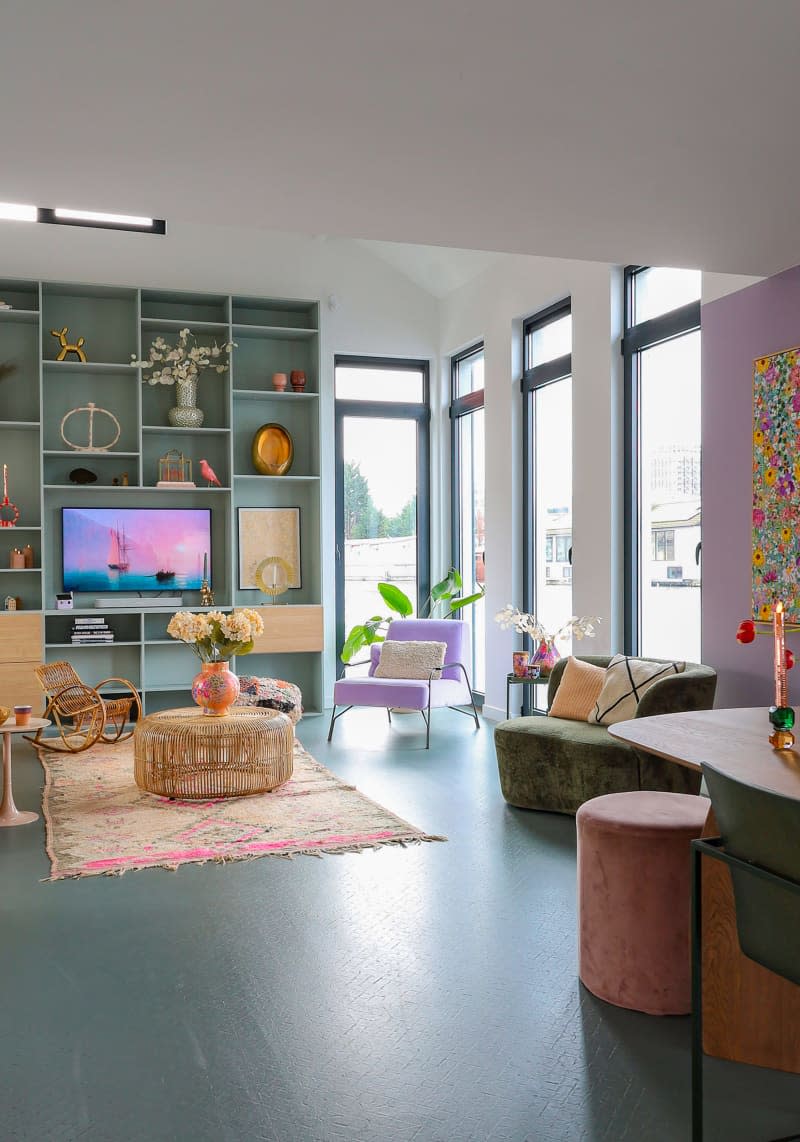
[609,706,800,1075]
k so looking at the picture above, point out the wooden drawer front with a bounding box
[0,612,43,661]
[250,606,324,654]
[0,661,43,712]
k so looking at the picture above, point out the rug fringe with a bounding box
[40,831,447,882]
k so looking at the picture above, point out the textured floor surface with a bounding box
[2,707,800,1142]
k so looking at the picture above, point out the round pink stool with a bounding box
[576,790,709,1015]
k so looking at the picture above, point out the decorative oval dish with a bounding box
[251,423,294,476]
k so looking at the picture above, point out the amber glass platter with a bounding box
[251,423,294,475]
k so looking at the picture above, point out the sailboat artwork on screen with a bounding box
[62,507,212,594]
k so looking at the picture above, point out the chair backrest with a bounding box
[35,660,82,699]
[702,762,800,986]
[380,619,469,683]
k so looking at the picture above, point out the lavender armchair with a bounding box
[328,619,480,749]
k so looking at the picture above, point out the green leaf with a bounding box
[431,567,461,602]
[341,626,368,663]
[378,582,413,616]
[449,586,485,613]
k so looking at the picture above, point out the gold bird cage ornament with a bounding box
[158,449,193,485]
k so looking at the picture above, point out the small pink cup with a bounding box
[272,372,288,392]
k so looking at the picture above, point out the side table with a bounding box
[505,673,550,719]
[0,716,50,827]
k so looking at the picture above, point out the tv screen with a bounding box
[62,507,212,593]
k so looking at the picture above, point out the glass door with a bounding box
[334,358,430,660]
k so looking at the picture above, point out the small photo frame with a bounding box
[238,507,301,590]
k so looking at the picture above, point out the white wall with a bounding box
[0,220,440,704]
[439,256,623,720]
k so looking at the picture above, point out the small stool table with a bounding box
[0,716,50,827]
[505,672,550,718]
[576,790,709,1015]
[134,707,294,800]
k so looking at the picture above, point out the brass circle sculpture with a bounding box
[251,423,293,476]
[255,556,291,599]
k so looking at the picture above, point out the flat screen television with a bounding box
[62,507,212,593]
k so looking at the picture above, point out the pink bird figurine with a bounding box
[198,459,221,487]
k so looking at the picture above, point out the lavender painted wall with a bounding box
[702,264,800,707]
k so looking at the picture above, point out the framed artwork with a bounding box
[752,345,800,621]
[238,507,301,590]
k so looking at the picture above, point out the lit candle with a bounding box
[774,600,787,708]
[203,552,208,581]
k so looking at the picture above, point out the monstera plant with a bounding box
[340,567,484,663]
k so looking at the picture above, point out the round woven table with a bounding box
[134,707,294,799]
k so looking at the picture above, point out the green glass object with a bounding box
[769,705,795,730]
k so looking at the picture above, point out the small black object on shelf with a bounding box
[69,467,97,484]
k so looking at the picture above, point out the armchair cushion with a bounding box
[590,654,685,726]
[374,639,446,680]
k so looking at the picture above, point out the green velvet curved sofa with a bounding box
[494,655,717,815]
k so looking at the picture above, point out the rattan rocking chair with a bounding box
[28,661,142,753]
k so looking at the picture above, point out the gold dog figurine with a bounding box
[50,326,87,363]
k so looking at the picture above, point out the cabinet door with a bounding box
[0,613,43,709]
[250,606,324,653]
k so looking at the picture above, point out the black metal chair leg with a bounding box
[387,708,392,724]
[691,843,703,1142]
[327,706,337,742]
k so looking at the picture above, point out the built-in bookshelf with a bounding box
[0,279,323,714]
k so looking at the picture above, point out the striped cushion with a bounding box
[547,657,606,721]
[590,655,685,726]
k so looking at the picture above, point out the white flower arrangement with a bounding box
[167,608,264,662]
[494,605,600,646]
[131,328,235,387]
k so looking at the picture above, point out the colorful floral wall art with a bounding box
[753,345,800,621]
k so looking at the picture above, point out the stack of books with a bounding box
[70,617,114,644]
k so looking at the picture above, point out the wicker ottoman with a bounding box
[134,707,294,799]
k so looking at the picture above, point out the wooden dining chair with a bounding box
[29,661,142,753]
[691,762,800,1141]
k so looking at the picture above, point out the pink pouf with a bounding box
[576,790,709,1015]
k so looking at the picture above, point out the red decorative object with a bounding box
[191,662,240,718]
[531,639,560,676]
[735,619,756,643]
[0,464,19,528]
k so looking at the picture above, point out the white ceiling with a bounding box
[2,0,799,277]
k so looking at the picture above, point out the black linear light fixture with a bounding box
[0,201,166,235]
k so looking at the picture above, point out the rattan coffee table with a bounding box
[134,707,294,799]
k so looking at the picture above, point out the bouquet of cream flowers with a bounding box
[494,605,599,647]
[167,608,264,662]
[132,328,235,387]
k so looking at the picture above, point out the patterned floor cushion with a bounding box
[235,676,302,725]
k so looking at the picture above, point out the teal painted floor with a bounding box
[2,707,799,1141]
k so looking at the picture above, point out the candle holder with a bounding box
[736,602,797,750]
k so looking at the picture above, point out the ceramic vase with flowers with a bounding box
[132,328,236,428]
[495,606,600,677]
[167,608,265,716]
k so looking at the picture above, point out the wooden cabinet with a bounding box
[0,613,43,710]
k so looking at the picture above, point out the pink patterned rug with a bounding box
[37,738,445,881]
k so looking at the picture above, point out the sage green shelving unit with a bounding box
[0,278,323,714]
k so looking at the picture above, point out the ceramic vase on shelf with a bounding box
[531,639,560,675]
[512,651,530,678]
[191,662,240,717]
[168,378,204,428]
[272,372,288,392]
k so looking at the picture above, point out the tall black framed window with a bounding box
[623,266,702,658]
[450,342,485,692]
[334,356,430,657]
[522,300,573,676]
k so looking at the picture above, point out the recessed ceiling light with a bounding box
[54,207,155,228]
[0,202,37,222]
[0,200,166,234]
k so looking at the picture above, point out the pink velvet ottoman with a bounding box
[576,790,709,1015]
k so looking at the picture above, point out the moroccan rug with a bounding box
[36,739,445,881]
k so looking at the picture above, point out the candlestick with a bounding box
[203,552,208,581]
[769,600,795,749]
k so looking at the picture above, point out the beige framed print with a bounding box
[238,507,301,590]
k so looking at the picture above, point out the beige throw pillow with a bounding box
[590,654,686,726]
[374,640,447,680]
[547,657,606,721]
